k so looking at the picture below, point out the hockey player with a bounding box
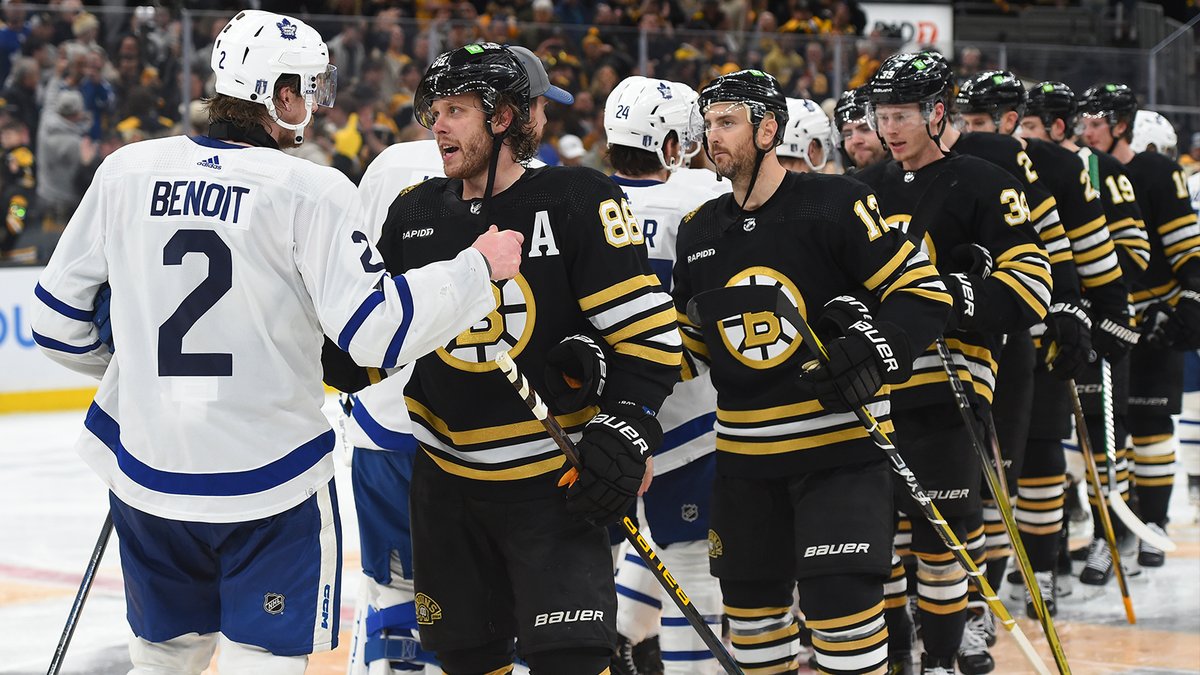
[339,45,564,675]
[856,51,1051,675]
[674,68,952,675]
[835,86,888,171]
[30,11,521,674]
[1022,81,1150,586]
[956,70,1132,622]
[368,43,681,675]
[601,74,729,675]
[1080,84,1200,569]
[777,97,836,173]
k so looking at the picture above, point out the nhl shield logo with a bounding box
[742,217,756,232]
[470,200,482,215]
[277,18,298,40]
[263,592,285,615]
[415,593,443,625]
[681,503,699,522]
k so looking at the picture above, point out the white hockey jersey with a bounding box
[32,135,496,522]
[613,168,730,473]
[346,140,546,452]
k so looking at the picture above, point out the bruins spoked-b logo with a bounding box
[708,529,723,559]
[415,593,443,625]
[717,267,806,370]
[438,275,535,372]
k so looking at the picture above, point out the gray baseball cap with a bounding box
[507,45,574,106]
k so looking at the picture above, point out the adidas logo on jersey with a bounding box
[197,155,222,170]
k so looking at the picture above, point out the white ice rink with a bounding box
[1,398,1197,674]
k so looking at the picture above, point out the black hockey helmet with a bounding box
[1079,82,1137,141]
[697,68,789,147]
[865,51,953,109]
[414,42,531,132]
[834,86,870,129]
[1025,81,1077,129]
[956,70,1025,116]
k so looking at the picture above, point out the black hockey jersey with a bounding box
[953,132,1079,306]
[376,166,681,498]
[1123,151,1200,317]
[1082,147,1150,277]
[671,171,951,478]
[858,153,1051,408]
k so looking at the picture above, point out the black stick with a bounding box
[47,512,113,675]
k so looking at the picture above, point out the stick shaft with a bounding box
[47,513,113,675]
[494,352,743,675]
[1066,379,1136,624]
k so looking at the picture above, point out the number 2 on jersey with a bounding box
[158,229,233,376]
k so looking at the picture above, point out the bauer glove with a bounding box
[1043,302,1093,380]
[560,405,662,527]
[796,314,910,414]
[543,334,609,412]
[942,273,984,332]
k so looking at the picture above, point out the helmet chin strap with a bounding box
[265,95,315,145]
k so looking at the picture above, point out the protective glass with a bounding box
[866,101,932,131]
[680,104,705,159]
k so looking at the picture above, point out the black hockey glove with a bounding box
[951,243,994,278]
[1090,307,1139,362]
[1043,302,1093,380]
[1149,290,1200,349]
[796,320,910,413]
[561,406,662,526]
[816,294,877,337]
[93,284,113,353]
[543,334,609,412]
[942,273,984,331]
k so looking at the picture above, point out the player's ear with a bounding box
[759,114,778,150]
[491,102,515,135]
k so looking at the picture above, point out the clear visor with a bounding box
[865,101,934,131]
[701,101,756,131]
[310,64,337,108]
[680,105,705,159]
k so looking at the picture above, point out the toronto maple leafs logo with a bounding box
[657,81,673,99]
[277,18,298,40]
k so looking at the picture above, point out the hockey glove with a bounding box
[1090,308,1139,362]
[1153,290,1200,349]
[561,406,662,527]
[543,334,609,412]
[1043,302,1093,380]
[951,243,994,278]
[816,294,877,337]
[942,273,984,332]
[796,320,909,413]
[93,284,113,353]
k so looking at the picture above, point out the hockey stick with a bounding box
[1066,379,1136,624]
[1100,359,1176,552]
[934,338,1071,674]
[686,286,1051,675]
[493,352,743,675]
[47,512,113,675]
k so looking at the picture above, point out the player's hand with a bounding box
[559,406,662,527]
[1091,309,1138,362]
[796,335,883,413]
[1154,290,1200,349]
[1043,302,1093,380]
[543,334,610,412]
[942,273,982,331]
[816,294,876,338]
[471,225,524,281]
[951,243,994,277]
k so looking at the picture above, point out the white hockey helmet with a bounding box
[604,75,703,172]
[778,97,834,171]
[1130,109,1178,158]
[211,10,337,145]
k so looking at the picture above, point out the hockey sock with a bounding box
[883,550,912,661]
[800,575,888,675]
[614,540,664,644]
[1131,434,1176,525]
[129,633,218,675]
[723,580,800,675]
[1180,390,1200,479]
[524,647,611,675]
[1016,473,1066,570]
[216,636,307,675]
[1086,444,1130,540]
[980,499,1009,592]
[657,540,722,675]
[915,552,968,659]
